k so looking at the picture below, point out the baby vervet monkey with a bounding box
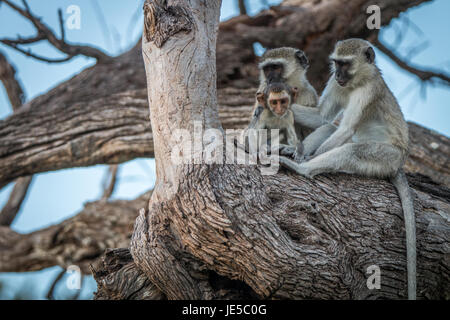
[245,82,303,157]
[280,38,417,300]
[254,47,321,144]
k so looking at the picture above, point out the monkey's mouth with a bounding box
[336,78,347,87]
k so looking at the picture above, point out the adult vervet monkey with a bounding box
[255,47,321,143]
[280,38,417,300]
[256,47,344,159]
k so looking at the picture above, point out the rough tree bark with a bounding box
[92,0,449,300]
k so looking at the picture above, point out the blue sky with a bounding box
[0,0,448,299]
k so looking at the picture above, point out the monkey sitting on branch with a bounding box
[279,38,417,300]
[241,82,304,159]
[244,47,321,158]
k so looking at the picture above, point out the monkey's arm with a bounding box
[285,124,299,147]
[302,123,337,157]
[291,105,325,130]
[247,105,264,129]
[299,110,343,158]
[313,87,371,156]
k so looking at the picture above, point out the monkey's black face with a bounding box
[332,59,352,87]
[263,63,284,83]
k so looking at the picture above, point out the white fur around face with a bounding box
[259,58,298,79]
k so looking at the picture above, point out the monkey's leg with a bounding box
[298,123,337,160]
[280,143,403,178]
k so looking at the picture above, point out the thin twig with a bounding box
[0,0,112,63]
[375,38,450,85]
[58,8,65,42]
[46,269,66,300]
[1,42,73,63]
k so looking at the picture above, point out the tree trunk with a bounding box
[91,0,450,300]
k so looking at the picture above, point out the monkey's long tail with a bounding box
[390,170,416,300]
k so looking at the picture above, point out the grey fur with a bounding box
[280,38,417,299]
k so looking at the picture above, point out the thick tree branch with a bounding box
[0,191,151,273]
[0,0,112,63]
[0,88,254,189]
[0,51,32,226]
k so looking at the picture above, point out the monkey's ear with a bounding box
[295,50,309,69]
[256,92,265,105]
[365,47,375,64]
[291,87,299,100]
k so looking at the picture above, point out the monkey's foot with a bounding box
[279,156,314,178]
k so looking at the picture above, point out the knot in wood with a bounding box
[143,0,193,48]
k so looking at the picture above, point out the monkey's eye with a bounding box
[271,64,282,71]
[335,60,351,68]
[281,98,288,105]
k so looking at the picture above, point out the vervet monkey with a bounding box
[280,39,417,300]
[254,82,300,147]
[242,82,303,158]
[255,47,321,142]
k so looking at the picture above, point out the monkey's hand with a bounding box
[279,145,296,157]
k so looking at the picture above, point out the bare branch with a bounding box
[375,38,450,86]
[0,51,24,110]
[46,269,66,300]
[101,165,119,201]
[238,0,247,15]
[0,42,73,63]
[0,176,33,226]
[0,0,112,63]
[57,8,65,43]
